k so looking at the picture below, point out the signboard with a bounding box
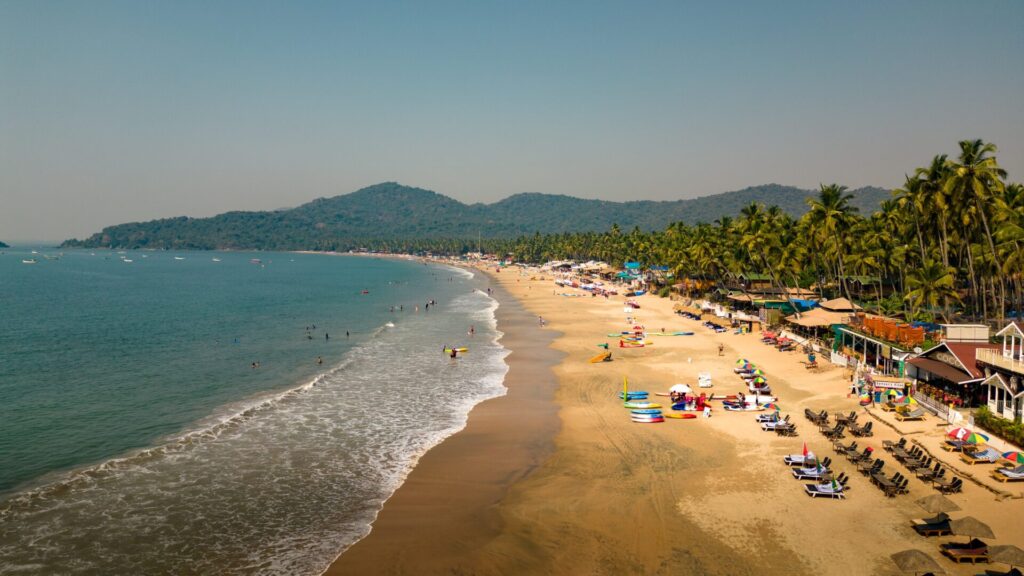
[873,378,907,390]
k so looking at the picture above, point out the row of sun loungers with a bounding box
[960,447,1001,465]
[894,407,927,421]
[888,438,965,494]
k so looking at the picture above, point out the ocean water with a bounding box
[0,248,508,574]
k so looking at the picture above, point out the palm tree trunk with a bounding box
[975,197,1005,326]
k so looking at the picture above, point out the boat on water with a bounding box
[212,258,221,262]
[174,256,186,260]
[22,258,37,264]
[250,258,262,264]
[123,259,133,263]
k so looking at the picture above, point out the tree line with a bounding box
[466,140,1021,326]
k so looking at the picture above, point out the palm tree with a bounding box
[905,261,960,322]
[804,184,858,300]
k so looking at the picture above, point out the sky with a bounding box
[1,1,1022,242]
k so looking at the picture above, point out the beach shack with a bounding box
[977,321,1024,421]
[906,339,998,410]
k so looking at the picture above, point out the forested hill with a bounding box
[0,241,8,248]
[61,182,890,250]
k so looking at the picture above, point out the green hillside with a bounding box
[61,182,890,250]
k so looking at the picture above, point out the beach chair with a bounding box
[761,415,791,431]
[905,456,933,473]
[783,453,817,466]
[835,411,857,425]
[895,408,926,421]
[859,458,884,476]
[934,477,963,494]
[960,447,1001,465]
[919,466,945,483]
[940,538,989,564]
[910,512,951,536]
[822,423,845,440]
[883,437,906,453]
[851,421,873,437]
[847,446,873,464]
[803,475,848,499]
[775,424,799,437]
[990,464,1024,483]
[756,412,780,423]
[833,440,857,455]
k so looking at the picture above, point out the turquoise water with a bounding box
[0,247,507,574]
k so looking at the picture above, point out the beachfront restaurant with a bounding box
[977,321,1024,421]
[906,341,998,409]
[833,325,907,376]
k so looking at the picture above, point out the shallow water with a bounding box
[0,249,507,574]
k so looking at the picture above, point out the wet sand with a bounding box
[326,280,564,575]
[327,266,1024,576]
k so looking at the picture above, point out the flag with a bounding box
[831,477,838,491]
[802,442,808,459]
[815,458,822,475]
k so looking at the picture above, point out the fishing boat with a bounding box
[22,258,37,264]
[174,256,185,260]
[211,258,221,262]
[250,258,262,264]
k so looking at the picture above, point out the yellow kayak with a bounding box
[443,347,469,353]
[589,351,612,363]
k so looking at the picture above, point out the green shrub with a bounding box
[975,406,1024,448]
[657,286,671,298]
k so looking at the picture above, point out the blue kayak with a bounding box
[631,409,663,415]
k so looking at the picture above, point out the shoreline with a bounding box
[324,271,564,575]
[325,263,1024,576]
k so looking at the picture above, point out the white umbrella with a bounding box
[669,384,692,394]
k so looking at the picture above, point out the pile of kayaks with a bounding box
[620,390,700,422]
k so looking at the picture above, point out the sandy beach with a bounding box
[328,265,1024,576]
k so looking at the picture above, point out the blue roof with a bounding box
[624,261,641,269]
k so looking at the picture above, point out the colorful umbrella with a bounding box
[752,376,767,384]
[735,358,749,365]
[947,427,989,444]
[751,368,765,376]
[762,403,781,412]
[1002,451,1024,464]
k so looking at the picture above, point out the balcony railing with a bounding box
[976,348,1024,375]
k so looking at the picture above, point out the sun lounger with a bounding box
[960,447,1001,465]
[895,408,926,421]
[882,437,906,452]
[850,421,873,437]
[939,538,989,564]
[775,424,799,437]
[783,453,817,466]
[803,475,848,499]
[990,464,1024,482]
[910,512,951,536]
[942,439,970,451]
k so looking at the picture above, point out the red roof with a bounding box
[940,342,1001,379]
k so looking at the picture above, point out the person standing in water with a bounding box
[469,325,475,336]
[317,356,323,365]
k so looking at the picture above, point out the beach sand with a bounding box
[328,266,1024,575]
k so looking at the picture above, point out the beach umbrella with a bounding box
[989,545,1024,569]
[735,358,749,365]
[669,383,692,394]
[751,368,765,376]
[914,494,961,515]
[752,376,767,385]
[890,549,944,575]
[949,516,995,541]
[762,403,781,412]
[947,427,988,443]
[1002,451,1024,464]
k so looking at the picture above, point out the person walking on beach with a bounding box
[718,343,724,356]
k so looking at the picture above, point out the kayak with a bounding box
[664,413,698,419]
[631,416,664,423]
[618,391,648,397]
[671,404,707,412]
[623,402,661,409]
[630,409,663,415]
[723,403,765,412]
[589,351,612,363]
[650,331,695,336]
[443,347,469,353]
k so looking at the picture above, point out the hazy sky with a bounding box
[2,1,1022,241]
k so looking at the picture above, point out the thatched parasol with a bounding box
[990,545,1024,569]
[914,494,961,514]
[890,549,944,574]
[949,516,995,540]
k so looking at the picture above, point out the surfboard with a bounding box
[589,351,612,363]
[630,409,663,415]
[631,416,664,423]
[622,402,661,409]
[664,413,698,419]
[443,347,469,353]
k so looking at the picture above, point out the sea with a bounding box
[0,247,508,575]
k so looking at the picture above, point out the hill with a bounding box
[61,182,890,250]
[0,241,8,248]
